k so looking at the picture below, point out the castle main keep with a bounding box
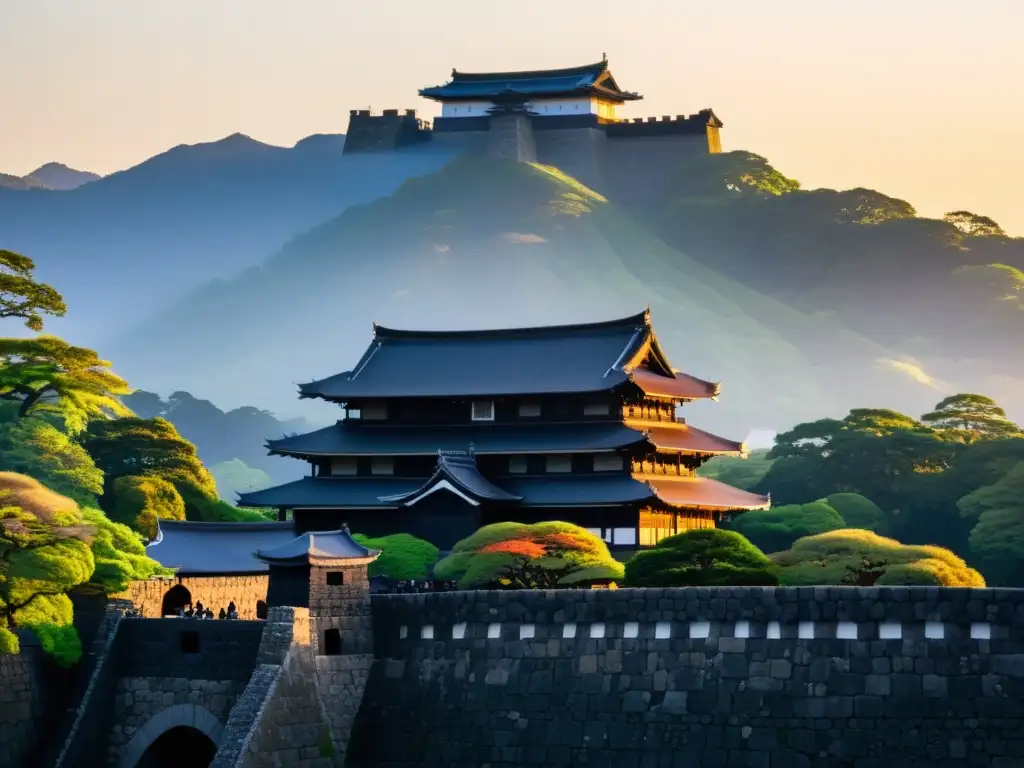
[342,58,723,194]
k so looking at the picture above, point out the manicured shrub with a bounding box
[625,529,778,587]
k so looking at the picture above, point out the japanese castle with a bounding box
[236,310,768,551]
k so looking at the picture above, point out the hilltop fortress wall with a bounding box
[342,109,716,199]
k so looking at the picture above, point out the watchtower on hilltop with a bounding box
[342,57,723,194]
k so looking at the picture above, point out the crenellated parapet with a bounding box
[342,108,431,153]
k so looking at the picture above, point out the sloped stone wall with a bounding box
[213,607,342,768]
[348,587,1024,767]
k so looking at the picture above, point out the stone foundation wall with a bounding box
[315,654,372,764]
[212,606,362,768]
[348,587,1024,766]
[0,632,51,768]
[116,575,269,619]
[534,127,607,191]
[602,133,715,205]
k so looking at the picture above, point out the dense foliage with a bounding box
[770,529,985,587]
[435,521,624,589]
[754,397,1022,561]
[731,501,846,554]
[352,532,439,581]
[0,253,262,660]
[625,529,778,587]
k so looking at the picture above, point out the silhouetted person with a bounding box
[205,608,214,619]
[227,600,236,614]
[195,600,204,615]
[219,607,227,620]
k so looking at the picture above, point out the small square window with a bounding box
[326,572,344,586]
[370,458,394,476]
[545,455,572,473]
[180,631,200,654]
[518,403,541,418]
[471,401,495,421]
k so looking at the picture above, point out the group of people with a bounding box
[385,579,459,594]
[175,600,240,620]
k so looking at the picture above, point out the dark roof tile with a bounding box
[146,520,296,574]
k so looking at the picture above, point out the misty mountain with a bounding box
[23,162,101,190]
[0,132,460,345]
[106,156,936,437]
[638,151,1024,422]
[0,162,100,191]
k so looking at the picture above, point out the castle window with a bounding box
[518,402,541,418]
[331,458,357,476]
[471,401,495,421]
[583,402,610,416]
[347,408,362,420]
[593,454,623,472]
[508,456,527,474]
[370,458,394,476]
[545,455,572,473]
[324,628,342,656]
[180,631,200,654]
[612,528,637,546]
[361,402,388,420]
[326,571,344,586]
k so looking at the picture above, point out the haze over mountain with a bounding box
[0,162,99,191]
[104,156,950,437]
[3,128,1019,436]
[0,132,459,344]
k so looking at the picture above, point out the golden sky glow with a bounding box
[2,0,1021,234]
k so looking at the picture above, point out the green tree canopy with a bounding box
[0,417,104,506]
[81,507,169,594]
[0,336,132,433]
[110,475,186,540]
[81,417,218,515]
[435,521,624,589]
[0,473,94,630]
[824,493,890,536]
[958,461,1024,586]
[0,250,66,331]
[624,529,778,588]
[352,532,439,581]
[732,501,846,554]
[921,393,1021,444]
[943,210,1006,238]
[770,529,985,587]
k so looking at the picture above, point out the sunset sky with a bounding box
[2,0,1022,234]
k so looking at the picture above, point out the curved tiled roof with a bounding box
[298,310,718,402]
[254,528,379,565]
[146,520,296,574]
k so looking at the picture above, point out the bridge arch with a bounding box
[119,703,223,768]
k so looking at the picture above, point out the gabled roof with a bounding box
[146,520,297,574]
[298,310,720,402]
[379,451,522,506]
[419,60,642,103]
[254,527,380,566]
